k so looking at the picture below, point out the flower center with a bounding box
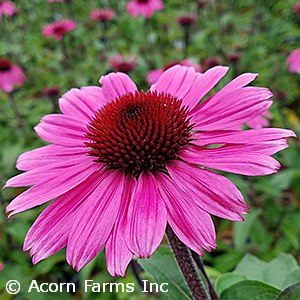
[53,25,66,35]
[0,58,12,72]
[86,91,193,177]
[136,0,149,3]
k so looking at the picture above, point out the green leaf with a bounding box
[233,209,261,250]
[220,280,281,300]
[235,253,300,290]
[215,273,247,295]
[276,282,300,300]
[138,246,193,300]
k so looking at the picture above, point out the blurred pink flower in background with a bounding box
[226,52,242,64]
[287,48,300,73]
[202,56,222,70]
[42,19,77,41]
[147,59,202,85]
[90,8,115,22]
[41,86,61,98]
[0,0,16,19]
[247,111,272,129]
[4,65,295,276]
[48,0,69,2]
[108,54,137,73]
[0,262,4,272]
[176,15,198,27]
[0,58,25,93]
[127,0,164,18]
[293,3,300,13]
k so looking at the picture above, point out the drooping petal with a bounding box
[125,172,167,258]
[106,176,134,277]
[4,155,92,188]
[180,145,280,176]
[191,87,273,130]
[151,65,229,110]
[99,72,137,103]
[24,171,104,264]
[157,173,216,255]
[16,145,87,171]
[167,160,248,221]
[67,171,125,271]
[192,128,296,146]
[6,159,100,217]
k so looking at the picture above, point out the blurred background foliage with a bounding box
[0,0,300,299]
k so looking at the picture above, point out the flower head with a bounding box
[226,52,241,63]
[176,15,197,27]
[293,3,300,13]
[48,0,71,3]
[127,0,164,18]
[0,58,25,93]
[0,0,16,19]
[41,86,61,98]
[287,48,300,74]
[202,56,221,70]
[90,8,115,22]
[108,54,136,73]
[42,19,77,41]
[5,65,295,276]
[147,59,202,85]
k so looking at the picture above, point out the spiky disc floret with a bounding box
[86,91,193,177]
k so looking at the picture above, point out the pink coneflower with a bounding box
[147,59,202,85]
[41,86,61,112]
[293,3,300,13]
[127,0,164,18]
[90,8,115,22]
[5,65,295,277]
[287,48,300,74]
[0,58,25,93]
[48,0,71,3]
[0,0,16,19]
[42,19,77,41]
[41,86,61,98]
[108,54,136,73]
[203,56,221,70]
[176,15,197,27]
[226,52,241,63]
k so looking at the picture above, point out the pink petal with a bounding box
[16,145,87,171]
[192,87,273,130]
[24,172,104,264]
[151,65,229,110]
[192,128,296,146]
[106,176,134,277]
[4,155,91,188]
[99,72,137,103]
[34,114,88,147]
[180,145,281,176]
[59,87,103,121]
[157,173,216,255]
[167,160,248,221]
[125,172,167,258]
[6,159,100,217]
[66,171,125,271]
